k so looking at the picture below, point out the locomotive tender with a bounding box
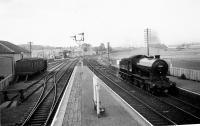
[119,55,177,94]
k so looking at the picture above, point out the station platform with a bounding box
[51,64,146,126]
[168,76,200,95]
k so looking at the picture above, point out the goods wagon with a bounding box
[15,58,47,77]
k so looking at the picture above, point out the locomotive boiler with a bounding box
[119,55,177,94]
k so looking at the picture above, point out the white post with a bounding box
[93,73,101,117]
[96,82,100,117]
[81,59,83,68]
[117,59,120,68]
[93,74,97,107]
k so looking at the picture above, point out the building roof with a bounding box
[0,40,29,54]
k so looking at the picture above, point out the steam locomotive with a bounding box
[119,55,177,94]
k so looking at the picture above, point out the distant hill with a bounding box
[149,43,168,49]
[168,42,200,49]
[19,44,64,50]
[110,47,136,52]
[177,43,200,49]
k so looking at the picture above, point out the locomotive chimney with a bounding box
[155,55,160,59]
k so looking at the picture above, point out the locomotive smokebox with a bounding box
[155,55,160,59]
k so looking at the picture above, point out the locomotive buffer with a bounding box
[93,74,105,118]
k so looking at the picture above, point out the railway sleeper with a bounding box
[32,115,47,118]
[28,121,45,124]
[31,117,47,120]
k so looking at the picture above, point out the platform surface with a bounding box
[55,65,141,126]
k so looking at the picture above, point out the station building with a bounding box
[0,40,30,89]
[0,40,30,61]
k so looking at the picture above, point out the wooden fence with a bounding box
[0,74,12,90]
[169,67,200,81]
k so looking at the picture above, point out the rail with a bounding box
[21,59,78,126]
[0,74,12,90]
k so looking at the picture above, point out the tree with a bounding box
[93,46,99,54]
[92,43,107,55]
[99,43,106,52]
[82,43,91,52]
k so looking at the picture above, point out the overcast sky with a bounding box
[0,0,200,47]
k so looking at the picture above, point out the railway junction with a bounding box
[2,1,200,125]
[1,58,200,126]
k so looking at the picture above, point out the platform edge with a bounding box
[51,66,78,126]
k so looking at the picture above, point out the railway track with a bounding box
[19,59,78,126]
[95,61,200,113]
[93,59,200,108]
[6,60,66,103]
[104,62,200,120]
[22,61,66,99]
[85,58,200,125]
[45,59,79,125]
[161,94,200,119]
[170,88,200,108]
[47,60,65,70]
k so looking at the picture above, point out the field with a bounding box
[106,47,200,70]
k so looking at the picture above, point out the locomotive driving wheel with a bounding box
[150,87,157,95]
[145,83,150,91]
[139,83,145,89]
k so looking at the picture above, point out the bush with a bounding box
[180,74,186,79]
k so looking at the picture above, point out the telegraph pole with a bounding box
[107,42,110,65]
[144,28,151,56]
[28,42,32,57]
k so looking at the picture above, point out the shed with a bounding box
[0,40,30,62]
[0,40,30,89]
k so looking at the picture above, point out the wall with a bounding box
[0,56,14,90]
[0,53,30,61]
[0,56,14,77]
